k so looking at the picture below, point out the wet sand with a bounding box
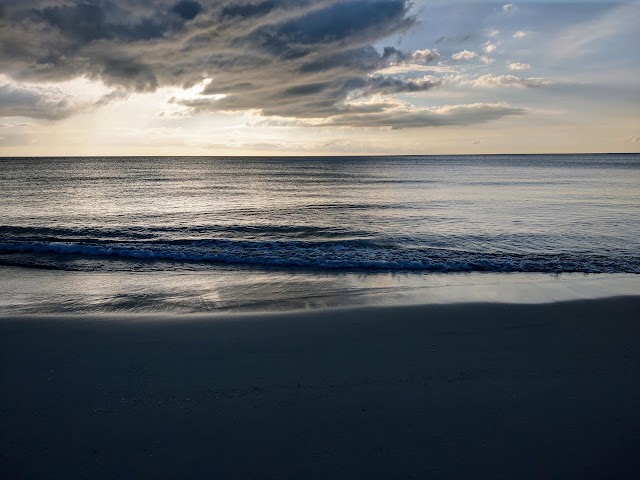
[1,297,639,479]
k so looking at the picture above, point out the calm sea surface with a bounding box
[1,155,639,313]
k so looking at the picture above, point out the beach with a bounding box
[2,297,639,479]
[2,0,640,477]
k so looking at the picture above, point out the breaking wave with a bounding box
[1,238,638,274]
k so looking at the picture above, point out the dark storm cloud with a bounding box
[99,57,159,91]
[33,2,167,42]
[0,1,520,127]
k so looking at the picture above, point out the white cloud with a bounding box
[411,49,441,63]
[375,63,457,75]
[451,51,494,64]
[503,4,514,12]
[458,74,550,89]
[513,31,527,39]
[376,64,457,75]
[0,122,32,128]
[488,29,500,38]
[483,41,497,53]
[451,50,478,61]
[508,62,532,71]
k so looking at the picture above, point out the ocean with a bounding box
[1,154,639,313]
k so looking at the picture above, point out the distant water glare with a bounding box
[1,155,639,313]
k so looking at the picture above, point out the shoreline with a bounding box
[2,266,640,315]
[2,296,639,478]
[1,292,640,321]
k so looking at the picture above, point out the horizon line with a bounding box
[1,152,639,159]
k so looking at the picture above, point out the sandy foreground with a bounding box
[1,298,639,479]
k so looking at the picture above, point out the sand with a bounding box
[1,297,639,479]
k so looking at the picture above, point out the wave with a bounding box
[0,224,373,241]
[1,239,639,274]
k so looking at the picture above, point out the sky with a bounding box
[0,0,638,156]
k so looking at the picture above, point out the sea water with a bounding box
[1,155,639,313]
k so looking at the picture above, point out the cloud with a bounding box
[248,97,525,130]
[0,77,132,120]
[2,1,446,125]
[502,4,514,13]
[483,42,497,54]
[0,83,81,120]
[410,49,441,63]
[174,74,442,117]
[508,62,531,71]
[458,74,550,89]
[451,51,494,65]
[2,0,416,94]
[93,89,132,108]
[627,135,640,143]
[320,101,525,129]
[375,64,457,75]
[373,49,442,74]
[551,0,640,59]
[364,75,442,95]
[0,1,532,130]
[0,122,32,128]
[451,50,478,61]
[513,31,527,39]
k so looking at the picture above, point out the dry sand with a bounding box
[1,297,639,479]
